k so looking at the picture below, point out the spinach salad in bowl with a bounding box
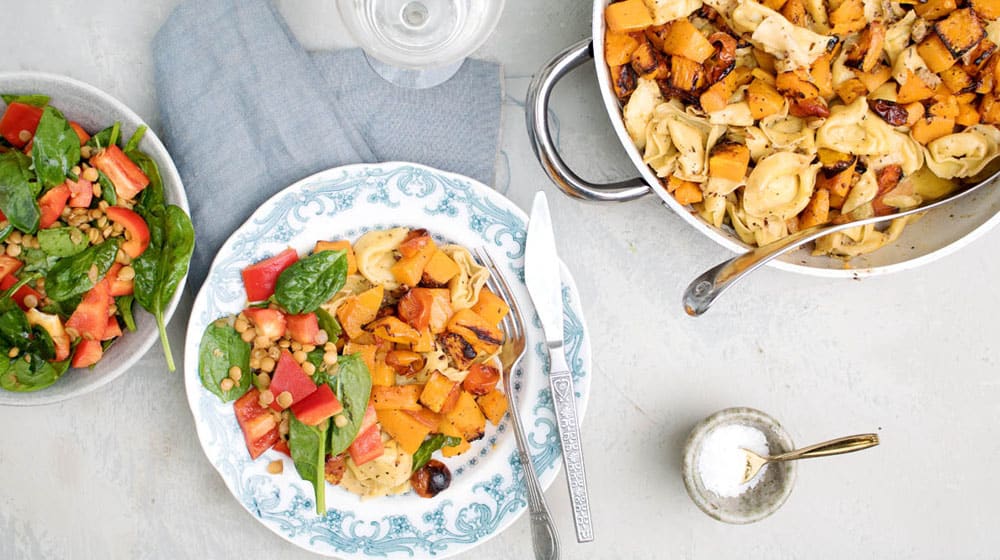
[0,94,194,393]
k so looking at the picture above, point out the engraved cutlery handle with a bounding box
[548,345,594,543]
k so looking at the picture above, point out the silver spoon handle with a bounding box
[506,360,560,560]
[771,433,880,462]
[682,164,1000,317]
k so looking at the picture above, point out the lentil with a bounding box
[334,414,349,428]
[267,346,281,359]
[267,460,283,475]
[6,244,21,257]
[302,362,316,376]
[228,366,242,381]
[118,266,135,281]
[259,389,275,405]
[240,329,256,343]
[7,347,19,358]
[22,294,38,309]
[82,167,99,182]
[234,317,249,333]
[293,350,308,364]
[323,351,337,365]
[220,378,235,391]
[260,356,276,373]
[276,391,293,408]
[80,146,93,159]
[18,130,32,143]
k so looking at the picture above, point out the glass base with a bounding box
[364,51,464,88]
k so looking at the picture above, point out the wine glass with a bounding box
[336,0,505,88]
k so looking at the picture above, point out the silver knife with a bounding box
[524,191,594,544]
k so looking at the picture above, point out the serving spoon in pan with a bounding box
[682,162,1000,316]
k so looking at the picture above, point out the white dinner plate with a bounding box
[183,162,592,558]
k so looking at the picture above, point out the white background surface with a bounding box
[1,1,999,559]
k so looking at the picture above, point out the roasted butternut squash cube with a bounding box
[421,250,461,287]
[971,0,1000,20]
[337,285,384,339]
[855,64,891,93]
[439,332,477,370]
[914,0,956,19]
[445,391,487,442]
[929,95,961,119]
[369,316,421,345]
[477,389,509,426]
[405,407,441,431]
[610,64,638,100]
[470,288,509,326]
[313,240,356,275]
[708,143,750,182]
[934,8,985,58]
[829,0,866,35]
[896,71,935,104]
[437,416,471,457]
[834,78,868,104]
[370,351,396,386]
[672,180,703,205]
[630,40,669,80]
[665,175,696,193]
[372,384,424,411]
[798,188,831,229]
[781,0,807,26]
[606,0,654,33]
[412,327,434,353]
[605,30,642,66]
[963,39,997,75]
[748,78,785,119]
[904,102,926,127]
[376,409,432,455]
[845,22,886,72]
[979,93,1000,123]
[776,71,821,100]
[957,101,982,125]
[343,342,377,376]
[917,35,957,73]
[939,66,975,94]
[809,52,835,99]
[659,19,715,63]
[446,309,502,356]
[420,370,459,413]
[761,0,788,9]
[911,115,957,144]
[667,55,703,92]
[390,237,437,287]
[700,66,751,113]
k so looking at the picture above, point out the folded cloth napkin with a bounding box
[153,0,503,290]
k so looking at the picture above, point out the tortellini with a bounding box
[742,152,820,221]
[645,0,703,24]
[624,77,663,150]
[923,125,1000,179]
[816,97,923,174]
[353,227,409,290]
[643,101,725,181]
[339,438,413,499]
[841,169,878,215]
[814,218,911,257]
[442,245,489,310]
[731,0,833,71]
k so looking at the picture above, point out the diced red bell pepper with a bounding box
[102,316,123,340]
[268,349,317,411]
[104,206,150,258]
[462,363,500,396]
[243,307,287,340]
[23,139,33,156]
[348,405,383,466]
[66,279,112,341]
[89,145,149,200]
[105,263,134,296]
[0,275,43,312]
[285,312,320,345]
[69,122,90,145]
[290,384,343,426]
[397,288,435,331]
[0,102,43,148]
[71,339,103,368]
[241,248,299,302]
[65,177,93,208]
[0,255,23,279]
[38,184,71,229]
[272,439,291,457]
[235,388,280,460]
[25,308,70,362]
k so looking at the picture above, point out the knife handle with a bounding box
[548,345,594,543]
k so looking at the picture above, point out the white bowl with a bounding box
[0,72,190,406]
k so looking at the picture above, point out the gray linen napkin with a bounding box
[153,0,503,290]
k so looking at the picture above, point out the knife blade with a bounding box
[524,191,594,544]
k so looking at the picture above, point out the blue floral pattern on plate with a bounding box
[183,162,592,559]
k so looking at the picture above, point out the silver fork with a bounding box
[475,247,560,560]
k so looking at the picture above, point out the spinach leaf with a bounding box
[316,307,342,341]
[45,238,120,302]
[326,353,372,456]
[0,354,69,392]
[198,321,251,401]
[117,295,136,331]
[133,204,194,371]
[31,106,80,189]
[96,170,116,205]
[412,434,462,472]
[128,150,164,215]
[37,227,88,257]
[29,325,55,361]
[20,247,59,274]
[274,250,347,315]
[0,302,32,349]
[0,223,12,244]
[123,125,147,153]
[1,94,50,107]
[289,414,328,514]
[86,121,120,150]
[0,151,40,233]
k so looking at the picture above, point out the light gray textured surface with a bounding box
[2,1,999,559]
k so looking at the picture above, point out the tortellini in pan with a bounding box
[816,98,923,175]
[741,152,820,221]
[924,125,1000,179]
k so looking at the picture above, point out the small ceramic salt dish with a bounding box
[682,407,796,524]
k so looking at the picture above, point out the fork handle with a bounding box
[507,365,560,560]
[548,346,595,543]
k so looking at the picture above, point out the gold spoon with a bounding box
[742,433,880,484]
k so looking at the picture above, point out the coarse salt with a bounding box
[697,424,770,497]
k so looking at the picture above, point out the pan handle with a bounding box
[526,39,652,202]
